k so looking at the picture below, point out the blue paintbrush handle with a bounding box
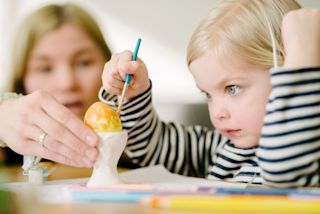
[125,38,141,84]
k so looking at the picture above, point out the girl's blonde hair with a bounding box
[8,3,111,93]
[187,0,301,69]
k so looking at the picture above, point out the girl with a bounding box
[101,0,320,187]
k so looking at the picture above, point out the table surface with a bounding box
[0,164,218,214]
[1,164,218,214]
[1,163,94,183]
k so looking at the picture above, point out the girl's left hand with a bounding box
[282,8,320,69]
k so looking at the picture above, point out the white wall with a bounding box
[0,0,319,127]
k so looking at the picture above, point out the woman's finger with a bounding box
[38,131,90,165]
[32,108,87,155]
[40,92,99,147]
[23,139,91,167]
[29,98,98,162]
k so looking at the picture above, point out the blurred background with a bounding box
[0,0,319,127]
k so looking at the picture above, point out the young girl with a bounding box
[101,0,320,187]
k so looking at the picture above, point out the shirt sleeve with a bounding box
[257,67,320,187]
[99,82,229,178]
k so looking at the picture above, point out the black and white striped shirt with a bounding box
[100,67,320,187]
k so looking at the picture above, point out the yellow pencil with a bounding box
[140,195,320,214]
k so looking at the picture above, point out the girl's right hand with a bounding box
[102,51,150,100]
[0,91,99,167]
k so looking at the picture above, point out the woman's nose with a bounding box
[56,65,77,90]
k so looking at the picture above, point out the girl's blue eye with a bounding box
[226,85,241,95]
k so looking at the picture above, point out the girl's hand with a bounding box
[102,50,150,100]
[0,91,99,167]
[282,8,320,69]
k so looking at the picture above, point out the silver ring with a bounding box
[38,132,47,147]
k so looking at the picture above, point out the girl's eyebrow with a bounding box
[215,76,248,88]
[196,76,248,93]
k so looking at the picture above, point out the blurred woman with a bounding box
[0,3,111,167]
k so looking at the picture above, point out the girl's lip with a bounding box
[220,129,241,137]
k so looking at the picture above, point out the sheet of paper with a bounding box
[1,165,246,203]
[120,165,246,189]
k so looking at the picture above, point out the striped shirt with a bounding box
[100,67,320,187]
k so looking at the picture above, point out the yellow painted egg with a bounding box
[84,102,122,132]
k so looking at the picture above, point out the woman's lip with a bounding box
[64,102,84,112]
[64,102,83,107]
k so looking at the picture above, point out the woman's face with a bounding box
[24,23,106,118]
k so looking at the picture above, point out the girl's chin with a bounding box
[232,139,258,149]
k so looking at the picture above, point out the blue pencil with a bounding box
[215,187,320,198]
[72,191,150,202]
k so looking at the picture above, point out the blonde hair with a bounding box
[187,0,301,69]
[8,3,111,93]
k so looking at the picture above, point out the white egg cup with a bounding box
[87,131,127,187]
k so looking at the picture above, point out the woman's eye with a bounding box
[37,66,52,73]
[226,85,241,95]
[75,59,91,67]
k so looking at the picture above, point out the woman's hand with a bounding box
[0,90,98,167]
[282,8,320,69]
[102,50,150,100]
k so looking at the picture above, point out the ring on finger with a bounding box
[37,131,47,147]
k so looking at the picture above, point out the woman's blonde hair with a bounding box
[187,0,301,69]
[8,3,111,93]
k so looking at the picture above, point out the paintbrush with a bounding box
[117,38,142,114]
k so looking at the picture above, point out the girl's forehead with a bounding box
[191,51,257,73]
[190,52,267,88]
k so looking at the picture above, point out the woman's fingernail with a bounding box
[82,157,94,168]
[86,134,98,146]
[85,148,98,161]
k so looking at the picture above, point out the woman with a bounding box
[0,3,111,167]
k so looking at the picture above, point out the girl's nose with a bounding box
[211,103,230,120]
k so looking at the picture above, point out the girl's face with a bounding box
[190,52,271,148]
[24,23,106,118]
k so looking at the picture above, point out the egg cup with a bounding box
[87,131,127,187]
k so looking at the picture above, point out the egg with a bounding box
[84,102,122,132]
